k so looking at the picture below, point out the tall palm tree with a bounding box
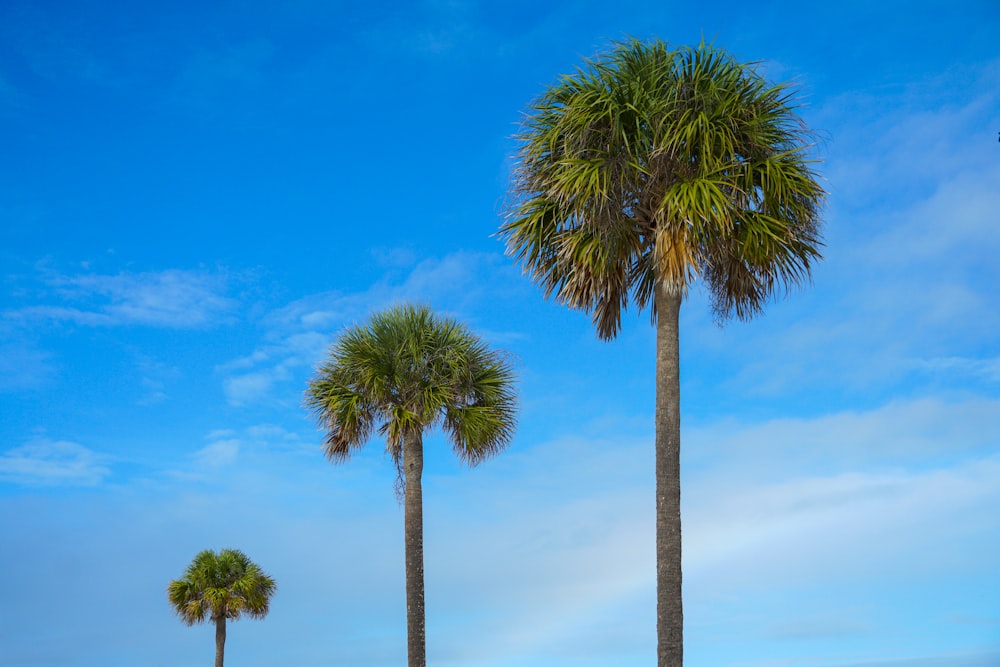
[305,303,517,667]
[499,39,825,666]
[167,548,277,667]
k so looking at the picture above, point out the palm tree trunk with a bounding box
[403,429,427,667]
[655,284,683,667]
[214,615,226,667]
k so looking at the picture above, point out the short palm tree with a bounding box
[305,303,517,667]
[167,548,276,667]
[499,39,825,666]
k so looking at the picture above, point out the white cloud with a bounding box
[910,356,1000,383]
[244,423,304,444]
[0,439,111,486]
[200,424,308,464]
[168,424,309,480]
[6,268,238,328]
[685,456,1000,588]
[263,251,509,336]
[218,251,525,407]
[193,439,240,467]
[223,371,279,407]
[684,397,1000,473]
[264,251,518,337]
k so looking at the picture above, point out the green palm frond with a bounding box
[500,38,825,338]
[167,549,276,626]
[305,304,517,481]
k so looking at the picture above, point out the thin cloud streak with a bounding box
[684,397,1000,473]
[5,268,238,328]
[0,438,111,486]
[219,251,524,406]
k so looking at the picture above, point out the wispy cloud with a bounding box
[180,424,309,476]
[672,397,1000,663]
[684,397,1000,474]
[219,251,523,406]
[222,370,288,408]
[685,457,1000,587]
[131,353,181,405]
[193,439,240,468]
[6,268,237,328]
[910,356,1000,383]
[0,438,111,486]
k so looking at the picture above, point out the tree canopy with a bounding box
[167,548,276,625]
[305,303,517,477]
[501,38,825,337]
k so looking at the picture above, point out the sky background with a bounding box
[1,1,998,666]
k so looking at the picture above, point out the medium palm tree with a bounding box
[305,303,517,667]
[499,39,825,666]
[167,548,277,667]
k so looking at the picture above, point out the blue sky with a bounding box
[1,1,998,666]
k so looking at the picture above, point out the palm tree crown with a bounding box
[167,548,276,625]
[501,38,824,335]
[305,303,517,475]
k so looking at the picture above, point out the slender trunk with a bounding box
[214,615,226,667]
[655,284,683,667]
[403,430,426,667]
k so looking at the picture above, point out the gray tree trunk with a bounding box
[655,284,683,666]
[403,430,426,667]
[214,615,226,667]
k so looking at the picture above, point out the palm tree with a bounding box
[167,548,277,667]
[305,303,517,667]
[499,39,825,666]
